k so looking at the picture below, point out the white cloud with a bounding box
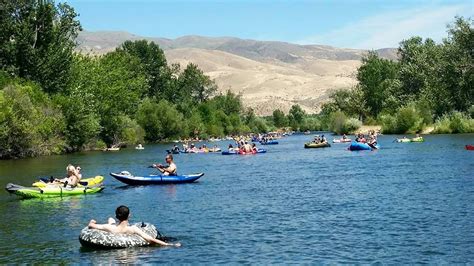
[298,4,472,49]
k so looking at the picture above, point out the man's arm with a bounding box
[132,226,180,247]
[88,220,115,232]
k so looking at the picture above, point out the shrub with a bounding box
[380,104,424,134]
[380,114,398,134]
[433,112,474,133]
[301,117,322,131]
[396,105,424,133]
[0,84,67,159]
[329,111,361,134]
[345,118,362,133]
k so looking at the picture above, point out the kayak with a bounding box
[260,141,279,145]
[396,138,411,143]
[396,137,424,143]
[221,149,267,155]
[304,142,331,148]
[5,183,104,199]
[104,147,120,151]
[166,149,181,154]
[208,148,222,152]
[332,138,351,143]
[466,145,474,150]
[79,222,157,249]
[33,176,104,188]
[110,171,204,185]
[348,141,380,151]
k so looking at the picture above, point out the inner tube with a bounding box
[79,222,157,249]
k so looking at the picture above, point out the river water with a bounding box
[0,134,473,264]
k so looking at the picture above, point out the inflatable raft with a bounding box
[110,171,204,185]
[304,142,331,148]
[5,183,104,199]
[221,149,267,155]
[332,138,351,143]
[79,223,157,249]
[33,176,104,188]
[259,140,279,145]
[348,141,380,151]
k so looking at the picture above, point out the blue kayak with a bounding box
[110,172,204,185]
[260,141,279,145]
[221,149,267,155]
[348,141,380,151]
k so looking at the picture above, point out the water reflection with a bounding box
[80,246,158,264]
[0,134,473,263]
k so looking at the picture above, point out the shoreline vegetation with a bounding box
[0,2,472,159]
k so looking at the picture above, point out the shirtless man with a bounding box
[152,155,177,176]
[88,205,180,247]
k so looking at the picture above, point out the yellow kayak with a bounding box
[32,176,104,188]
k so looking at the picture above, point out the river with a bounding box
[0,133,473,263]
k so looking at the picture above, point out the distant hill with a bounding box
[76,31,398,115]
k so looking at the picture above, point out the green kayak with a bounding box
[304,142,331,148]
[5,183,104,199]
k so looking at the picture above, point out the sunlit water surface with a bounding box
[0,134,473,263]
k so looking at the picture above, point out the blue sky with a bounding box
[68,0,473,49]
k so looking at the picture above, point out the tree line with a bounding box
[319,16,474,134]
[1,2,471,159]
[0,1,317,159]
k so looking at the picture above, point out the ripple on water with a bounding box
[0,134,473,263]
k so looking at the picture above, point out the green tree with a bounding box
[437,17,474,114]
[0,83,66,159]
[118,40,170,98]
[272,109,287,128]
[288,104,305,130]
[0,1,81,93]
[178,63,217,104]
[136,99,184,141]
[357,51,399,117]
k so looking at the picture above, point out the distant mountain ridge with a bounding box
[76,31,398,62]
[76,31,398,115]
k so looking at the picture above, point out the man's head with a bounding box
[115,205,130,221]
[166,154,173,163]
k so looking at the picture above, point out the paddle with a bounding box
[367,142,378,149]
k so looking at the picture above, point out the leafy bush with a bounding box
[344,118,362,133]
[433,112,474,133]
[301,117,322,131]
[136,99,184,141]
[329,111,361,134]
[0,84,66,159]
[381,104,424,134]
[380,114,398,134]
[468,105,474,119]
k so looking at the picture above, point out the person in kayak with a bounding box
[171,145,180,154]
[252,143,258,153]
[321,135,327,143]
[51,164,81,187]
[88,205,180,247]
[243,142,252,153]
[153,155,177,176]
